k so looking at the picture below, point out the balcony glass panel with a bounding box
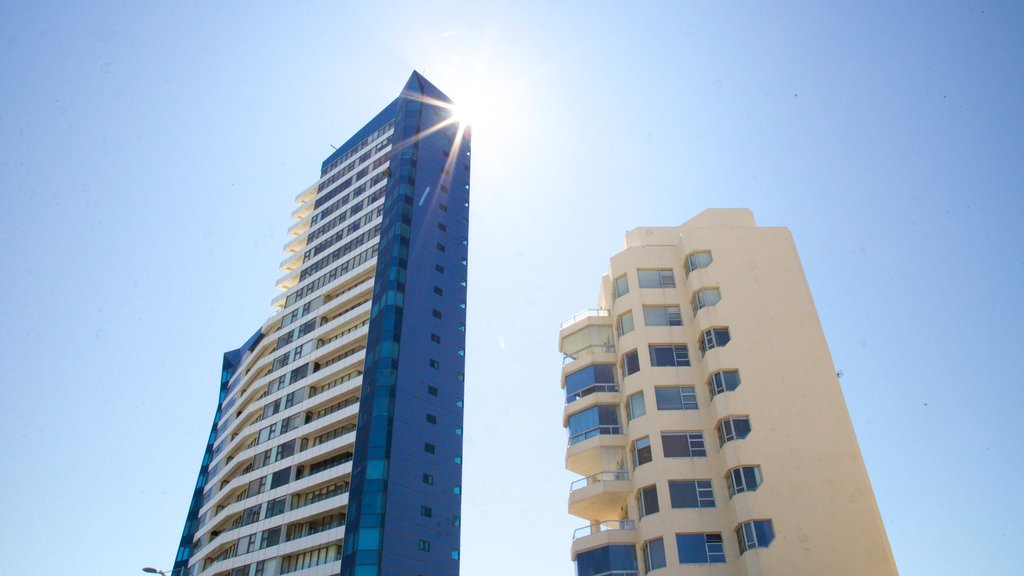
[570,470,629,491]
[561,325,614,360]
[565,364,618,403]
[575,543,639,576]
[568,405,621,445]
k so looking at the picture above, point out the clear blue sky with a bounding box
[1,2,1021,575]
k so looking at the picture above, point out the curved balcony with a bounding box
[569,471,631,520]
[563,361,619,405]
[566,432,627,477]
[280,250,304,272]
[571,520,637,560]
[287,211,313,237]
[561,308,610,331]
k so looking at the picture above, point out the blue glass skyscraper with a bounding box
[172,71,470,576]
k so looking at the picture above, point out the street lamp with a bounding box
[142,568,171,576]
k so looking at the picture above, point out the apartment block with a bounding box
[560,209,897,575]
[172,71,470,576]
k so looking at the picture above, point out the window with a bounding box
[644,538,667,572]
[564,363,617,403]
[691,288,721,315]
[621,350,640,377]
[633,436,652,468]
[420,505,432,518]
[436,242,446,252]
[737,520,775,554]
[669,480,715,508]
[614,275,629,299]
[575,544,639,576]
[717,416,751,446]
[728,466,763,496]
[435,264,445,273]
[428,359,440,369]
[432,309,443,319]
[425,413,436,425]
[617,310,634,336]
[655,386,697,410]
[638,485,659,517]
[437,222,447,232]
[270,467,291,489]
[422,473,434,485]
[567,405,621,445]
[627,391,646,420]
[685,251,713,276]
[418,539,431,552]
[638,269,676,288]
[676,533,725,564]
[649,345,690,367]
[430,333,441,344]
[643,305,682,326]
[708,370,741,398]
[427,385,438,396]
[662,432,706,458]
[699,328,731,355]
[433,286,444,296]
[424,443,435,454]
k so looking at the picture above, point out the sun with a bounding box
[448,101,476,128]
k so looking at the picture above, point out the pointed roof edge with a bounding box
[320,71,456,170]
[404,70,456,105]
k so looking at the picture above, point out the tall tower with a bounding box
[173,71,470,576]
[559,209,897,575]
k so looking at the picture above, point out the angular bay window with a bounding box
[644,537,667,572]
[614,275,629,299]
[691,287,721,315]
[617,310,635,336]
[649,344,690,367]
[708,370,741,398]
[685,251,713,276]
[638,269,676,288]
[567,405,621,445]
[621,350,640,377]
[633,436,652,468]
[564,363,618,403]
[638,485,660,517]
[655,386,697,410]
[717,416,751,446]
[643,305,683,326]
[727,466,763,496]
[737,520,775,554]
[699,327,731,356]
[627,391,646,420]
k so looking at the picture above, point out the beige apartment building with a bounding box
[559,209,898,575]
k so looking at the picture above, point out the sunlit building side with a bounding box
[560,209,897,576]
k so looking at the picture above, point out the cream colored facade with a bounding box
[560,209,897,575]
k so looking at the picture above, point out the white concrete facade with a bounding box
[184,121,396,576]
